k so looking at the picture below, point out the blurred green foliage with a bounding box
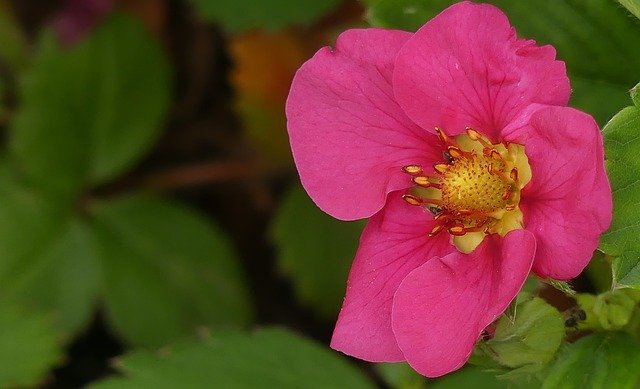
[0,13,254,349]
[0,301,62,387]
[190,0,342,32]
[92,195,253,347]
[272,185,364,318]
[11,14,170,195]
[92,328,375,388]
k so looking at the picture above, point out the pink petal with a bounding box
[331,192,452,361]
[505,106,612,280]
[286,28,441,221]
[391,230,536,377]
[393,1,569,140]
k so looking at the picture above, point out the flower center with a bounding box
[402,127,532,253]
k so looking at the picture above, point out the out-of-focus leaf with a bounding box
[91,328,375,388]
[0,2,28,70]
[542,332,640,389]
[91,195,252,347]
[11,13,170,195]
[4,219,100,336]
[190,0,341,32]
[619,0,640,19]
[0,159,99,336]
[601,88,640,288]
[0,301,63,387]
[377,362,426,389]
[569,77,631,127]
[363,0,640,125]
[0,163,70,298]
[272,185,364,318]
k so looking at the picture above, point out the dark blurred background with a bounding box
[1,0,370,387]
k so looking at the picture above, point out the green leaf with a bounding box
[601,102,640,288]
[91,328,375,388]
[543,279,576,296]
[363,0,640,125]
[481,297,565,374]
[631,82,640,108]
[430,366,536,389]
[3,219,100,336]
[10,13,170,195]
[0,301,63,387]
[91,195,252,347]
[377,362,427,389]
[0,159,97,336]
[190,0,341,32]
[271,185,364,319]
[619,0,640,19]
[0,168,68,284]
[543,332,640,389]
[363,0,450,31]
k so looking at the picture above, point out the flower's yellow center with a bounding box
[402,128,532,253]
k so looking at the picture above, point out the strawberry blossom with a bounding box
[285,1,612,377]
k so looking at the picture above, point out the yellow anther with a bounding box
[402,194,423,206]
[466,128,482,140]
[435,127,450,144]
[402,165,423,175]
[447,146,464,159]
[434,163,449,174]
[448,225,466,236]
[510,168,518,182]
[429,224,445,237]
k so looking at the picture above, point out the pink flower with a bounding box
[285,1,612,378]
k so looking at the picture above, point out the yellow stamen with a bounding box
[401,127,532,253]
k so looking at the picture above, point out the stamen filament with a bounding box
[510,167,518,182]
[429,224,445,237]
[447,146,465,159]
[448,224,466,236]
[402,194,424,206]
[435,127,451,144]
[413,176,442,189]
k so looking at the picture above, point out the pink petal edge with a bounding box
[504,106,612,279]
[391,229,536,377]
[393,1,569,141]
[331,192,452,361]
[286,28,441,221]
